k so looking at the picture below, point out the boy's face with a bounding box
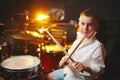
[79,15,98,38]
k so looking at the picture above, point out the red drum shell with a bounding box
[41,52,64,73]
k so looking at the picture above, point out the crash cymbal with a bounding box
[2,29,38,40]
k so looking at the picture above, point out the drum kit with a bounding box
[0,18,76,80]
[0,8,77,79]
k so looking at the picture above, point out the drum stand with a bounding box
[24,40,29,55]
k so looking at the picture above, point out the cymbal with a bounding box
[2,29,38,40]
[25,30,44,38]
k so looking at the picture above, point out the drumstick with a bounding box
[65,31,97,63]
[45,29,75,62]
[65,35,86,63]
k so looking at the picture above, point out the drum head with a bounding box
[1,55,40,70]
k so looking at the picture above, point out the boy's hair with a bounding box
[80,8,99,26]
[80,8,97,18]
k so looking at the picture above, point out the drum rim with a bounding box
[1,55,40,70]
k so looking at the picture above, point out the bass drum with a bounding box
[0,55,40,80]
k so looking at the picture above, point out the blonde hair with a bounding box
[80,8,99,27]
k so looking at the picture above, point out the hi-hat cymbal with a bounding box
[2,29,38,40]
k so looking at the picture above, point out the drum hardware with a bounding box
[0,36,14,62]
[36,41,46,59]
[24,41,29,55]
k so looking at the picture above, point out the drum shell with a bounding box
[0,66,39,80]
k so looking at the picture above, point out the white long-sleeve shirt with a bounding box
[62,32,106,80]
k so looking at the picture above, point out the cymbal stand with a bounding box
[24,40,29,55]
[36,37,46,59]
[23,11,30,55]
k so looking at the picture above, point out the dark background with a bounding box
[0,0,120,22]
[0,0,120,80]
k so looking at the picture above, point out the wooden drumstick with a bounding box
[65,35,86,63]
[65,31,97,63]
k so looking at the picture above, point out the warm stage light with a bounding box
[38,28,48,33]
[36,14,49,21]
[38,28,44,33]
[26,15,29,20]
[0,46,2,50]
[37,47,41,52]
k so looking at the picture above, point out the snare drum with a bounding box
[0,55,40,80]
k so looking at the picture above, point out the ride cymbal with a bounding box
[2,29,38,40]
